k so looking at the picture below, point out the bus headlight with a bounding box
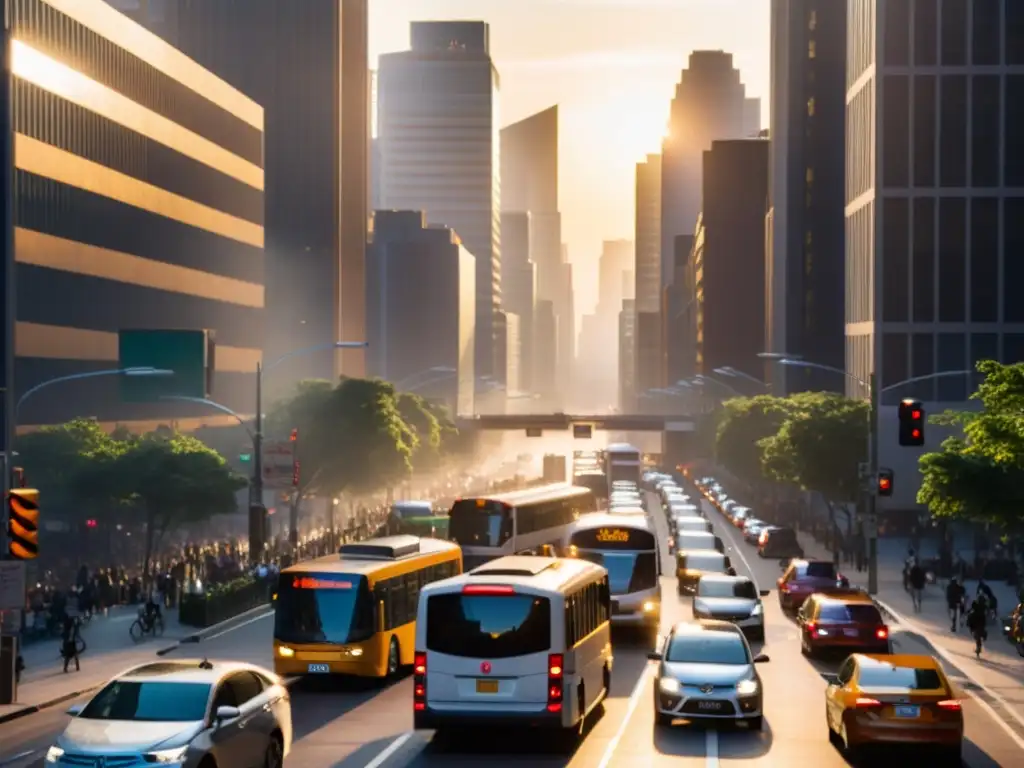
[659,677,681,694]
[348,647,363,657]
[736,679,759,696]
[277,646,295,657]
[643,601,658,613]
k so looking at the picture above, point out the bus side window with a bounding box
[445,560,458,578]
[600,578,611,621]
[565,595,576,647]
[406,573,420,620]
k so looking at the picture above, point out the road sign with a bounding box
[118,329,215,401]
[0,561,26,610]
[261,440,295,489]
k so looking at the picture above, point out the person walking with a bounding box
[909,560,927,612]
[61,614,82,673]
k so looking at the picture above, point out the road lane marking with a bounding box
[705,729,719,767]
[595,662,652,768]
[0,750,37,767]
[362,731,413,768]
[201,609,273,641]
[875,598,1024,749]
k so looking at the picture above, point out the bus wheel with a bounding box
[387,637,400,677]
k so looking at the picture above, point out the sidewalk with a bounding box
[796,530,1024,722]
[1,604,213,723]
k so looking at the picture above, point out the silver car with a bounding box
[649,620,770,730]
[46,659,292,767]
[691,574,771,641]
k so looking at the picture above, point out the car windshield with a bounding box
[802,562,837,579]
[858,666,943,690]
[665,633,749,664]
[426,594,551,659]
[819,603,882,623]
[274,573,375,644]
[698,579,757,599]
[81,681,211,722]
[683,553,725,571]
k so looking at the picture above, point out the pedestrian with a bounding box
[909,560,927,612]
[946,576,966,631]
[61,614,82,673]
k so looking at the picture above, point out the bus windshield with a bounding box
[449,499,512,547]
[571,527,658,594]
[274,572,375,644]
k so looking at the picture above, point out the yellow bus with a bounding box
[273,535,462,679]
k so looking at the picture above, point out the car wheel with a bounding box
[746,715,763,731]
[387,637,400,677]
[264,734,284,768]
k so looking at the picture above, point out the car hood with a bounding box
[663,661,753,685]
[695,597,757,614]
[60,718,203,753]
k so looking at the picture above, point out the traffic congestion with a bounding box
[1,447,1022,767]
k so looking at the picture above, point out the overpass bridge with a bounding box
[456,413,698,433]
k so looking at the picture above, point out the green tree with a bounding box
[714,395,798,488]
[98,431,245,577]
[397,392,442,472]
[918,360,1024,525]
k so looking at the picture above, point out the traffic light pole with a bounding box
[1,0,15,545]
[867,371,879,595]
[249,362,266,561]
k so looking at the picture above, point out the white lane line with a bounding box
[595,664,652,768]
[0,750,37,768]
[362,731,413,768]
[201,609,273,641]
[875,597,1024,749]
[705,729,720,767]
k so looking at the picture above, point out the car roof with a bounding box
[854,653,940,671]
[670,619,743,637]
[789,558,833,569]
[679,548,725,558]
[698,573,751,585]
[813,589,873,603]
[115,659,267,685]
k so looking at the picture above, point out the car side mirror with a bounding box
[753,654,770,664]
[820,673,839,686]
[759,590,770,597]
[214,705,241,724]
[647,651,663,662]
[66,704,84,716]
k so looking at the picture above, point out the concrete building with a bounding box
[744,97,762,135]
[633,154,663,402]
[693,140,770,380]
[664,235,695,385]
[767,0,846,393]
[378,21,500,382]
[117,0,369,383]
[500,212,536,389]
[366,211,475,417]
[577,240,633,408]
[618,300,637,412]
[12,0,264,431]
[635,312,662,411]
[533,300,558,403]
[505,313,522,395]
[661,51,756,285]
[846,0,1024,513]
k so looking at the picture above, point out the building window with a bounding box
[882,333,909,401]
[1004,335,1024,365]
[912,199,936,323]
[806,167,814,184]
[940,0,968,65]
[883,76,910,188]
[808,40,816,59]
[972,0,1001,65]
[911,333,936,401]
[1009,1,1024,65]
[937,333,967,401]
[937,198,966,322]
[938,76,967,188]
[884,0,911,66]
[1006,77,1024,187]
[970,333,998,392]
[808,9,817,30]
[1005,199,1024,322]
[807,97,816,117]
[915,0,939,65]
[972,76,1000,188]
[882,198,910,322]
[970,198,998,323]
[913,76,936,187]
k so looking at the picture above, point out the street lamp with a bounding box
[713,367,770,390]
[776,357,975,594]
[14,367,174,421]
[692,374,744,397]
[394,367,456,390]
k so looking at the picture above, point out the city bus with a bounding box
[273,535,461,679]
[388,500,450,539]
[564,513,660,638]
[413,555,612,732]
[605,443,642,486]
[448,484,597,569]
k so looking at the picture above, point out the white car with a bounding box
[650,620,769,730]
[691,574,770,641]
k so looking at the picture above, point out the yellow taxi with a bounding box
[822,653,963,761]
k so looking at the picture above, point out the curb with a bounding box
[1,604,274,724]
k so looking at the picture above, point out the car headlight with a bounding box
[750,602,763,616]
[659,677,681,694]
[277,646,295,657]
[145,746,189,763]
[45,746,64,764]
[642,600,658,613]
[736,679,759,695]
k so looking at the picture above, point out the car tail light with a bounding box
[806,621,818,638]
[547,654,564,713]
[876,626,889,639]
[462,584,515,595]
[854,697,882,708]
[413,652,427,711]
[937,699,961,711]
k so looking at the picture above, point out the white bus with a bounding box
[564,513,661,637]
[605,443,642,486]
[413,555,612,733]
[447,484,597,569]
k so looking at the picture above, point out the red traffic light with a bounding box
[911,410,921,420]
[289,429,298,442]
[85,518,98,528]
[911,428,921,438]
[878,477,891,490]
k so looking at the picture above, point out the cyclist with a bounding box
[967,596,989,657]
[946,576,966,631]
[143,591,163,631]
[977,578,998,620]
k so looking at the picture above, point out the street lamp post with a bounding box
[777,359,974,594]
[394,367,456,390]
[713,367,770,391]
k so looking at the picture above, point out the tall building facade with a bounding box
[618,300,637,411]
[633,154,663,401]
[847,0,1024,511]
[664,234,695,385]
[111,0,369,385]
[694,140,770,379]
[500,211,535,389]
[13,0,264,430]
[378,21,501,383]
[534,300,558,401]
[366,211,475,417]
[767,0,847,393]
[577,240,632,408]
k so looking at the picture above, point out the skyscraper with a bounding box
[767,0,846,393]
[500,212,535,389]
[846,0,1024,510]
[577,240,633,408]
[378,21,501,382]
[112,0,370,384]
[633,154,662,401]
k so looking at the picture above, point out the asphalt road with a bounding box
[2,488,1022,767]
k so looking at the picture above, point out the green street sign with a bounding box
[239,453,252,463]
[118,329,214,402]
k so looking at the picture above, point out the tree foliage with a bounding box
[714,395,799,487]
[398,392,442,469]
[918,360,1024,525]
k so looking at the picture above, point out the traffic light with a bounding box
[877,469,894,497]
[85,518,98,529]
[7,488,40,559]
[898,399,925,446]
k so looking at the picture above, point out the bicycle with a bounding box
[129,613,165,642]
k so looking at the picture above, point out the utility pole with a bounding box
[248,362,266,560]
[867,371,879,594]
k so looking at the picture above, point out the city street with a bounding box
[1,491,1022,767]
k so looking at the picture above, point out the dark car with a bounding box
[797,592,890,656]
[758,526,804,559]
[777,559,847,612]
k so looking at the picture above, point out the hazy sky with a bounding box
[369,0,769,314]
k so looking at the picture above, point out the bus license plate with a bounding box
[476,679,499,694]
[894,705,920,718]
[307,663,330,673]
